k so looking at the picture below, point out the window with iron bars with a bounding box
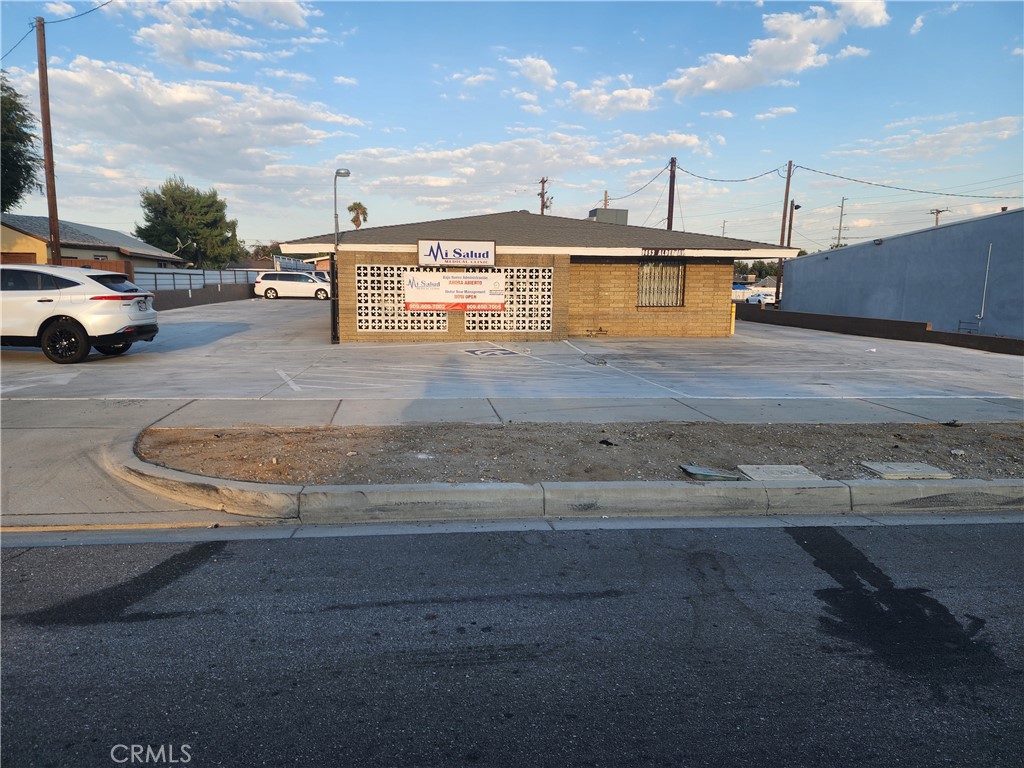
[637,261,685,307]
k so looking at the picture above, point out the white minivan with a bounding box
[253,271,331,300]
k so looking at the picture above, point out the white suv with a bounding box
[253,271,330,300]
[0,264,159,364]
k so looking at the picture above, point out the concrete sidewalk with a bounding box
[2,305,1022,535]
[2,396,1021,534]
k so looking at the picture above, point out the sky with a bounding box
[1,0,1021,255]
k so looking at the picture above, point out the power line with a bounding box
[677,166,785,183]
[794,164,1020,200]
[1,24,34,61]
[603,162,672,205]
[49,0,115,24]
[2,1,115,61]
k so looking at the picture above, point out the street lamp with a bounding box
[775,200,800,305]
[331,168,351,344]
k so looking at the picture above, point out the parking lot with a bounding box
[1,297,1022,407]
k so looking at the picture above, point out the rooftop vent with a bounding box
[588,208,628,225]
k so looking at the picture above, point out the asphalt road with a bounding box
[3,521,1021,768]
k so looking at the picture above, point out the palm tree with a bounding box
[347,202,368,229]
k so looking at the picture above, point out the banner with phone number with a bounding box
[404,273,505,311]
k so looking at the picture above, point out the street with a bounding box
[3,521,1021,767]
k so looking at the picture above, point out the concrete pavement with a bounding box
[2,300,1022,535]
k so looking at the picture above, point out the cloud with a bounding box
[452,69,496,87]
[567,77,657,119]
[133,22,260,69]
[910,3,962,35]
[503,56,558,90]
[260,68,314,83]
[830,116,1022,162]
[755,106,797,120]
[42,1,75,16]
[884,113,960,131]
[613,131,713,157]
[837,46,870,59]
[21,55,363,190]
[232,1,318,29]
[333,75,358,86]
[701,110,735,118]
[661,2,889,98]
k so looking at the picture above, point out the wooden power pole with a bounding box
[666,157,677,230]
[36,17,61,264]
[538,177,551,215]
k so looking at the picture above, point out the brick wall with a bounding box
[337,250,735,341]
[568,258,735,337]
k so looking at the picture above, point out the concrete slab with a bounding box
[860,462,954,480]
[675,397,931,424]
[864,397,1024,423]
[153,399,340,428]
[679,464,744,481]
[0,399,187,429]
[0,427,210,518]
[739,465,823,481]
[331,398,501,425]
[489,398,714,423]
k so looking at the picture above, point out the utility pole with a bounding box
[778,161,793,246]
[666,157,677,231]
[36,17,61,265]
[721,220,726,237]
[834,196,848,248]
[929,208,950,226]
[538,177,552,215]
[603,190,609,209]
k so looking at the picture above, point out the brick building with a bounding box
[280,211,793,342]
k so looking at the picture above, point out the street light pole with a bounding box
[331,168,351,344]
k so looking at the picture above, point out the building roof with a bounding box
[1,214,184,262]
[282,210,792,257]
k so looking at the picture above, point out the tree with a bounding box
[1,72,43,213]
[133,176,246,269]
[733,260,778,279]
[347,201,368,229]
[250,242,281,261]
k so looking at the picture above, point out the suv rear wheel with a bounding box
[264,287,279,299]
[41,319,90,364]
[315,288,329,300]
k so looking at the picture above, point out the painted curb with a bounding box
[106,443,1024,525]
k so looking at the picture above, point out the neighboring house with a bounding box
[781,208,1023,339]
[281,210,795,342]
[0,214,187,270]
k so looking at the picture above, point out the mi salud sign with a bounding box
[409,241,504,311]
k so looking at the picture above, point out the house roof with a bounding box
[282,210,792,257]
[1,214,185,262]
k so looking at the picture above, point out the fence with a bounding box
[133,268,260,292]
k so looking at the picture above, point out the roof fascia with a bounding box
[1,222,46,241]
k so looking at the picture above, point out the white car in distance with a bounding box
[253,271,331,300]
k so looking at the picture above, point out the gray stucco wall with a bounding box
[782,209,1023,338]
